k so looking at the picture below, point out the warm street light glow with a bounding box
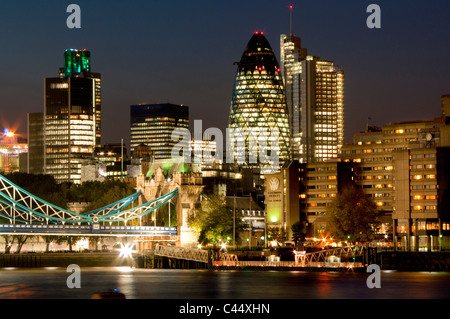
[2,128,15,138]
[119,244,133,258]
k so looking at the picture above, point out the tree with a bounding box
[268,226,287,245]
[189,195,244,246]
[2,235,15,254]
[15,235,31,253]
[81,182,137,225]
[56,236,81,252]
[326,187,381,244]
[161,202,177,227]
[291,221,307,247]
[42,236,60,252]
[4,172,68,208]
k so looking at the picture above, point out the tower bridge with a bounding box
[0,169,204,249]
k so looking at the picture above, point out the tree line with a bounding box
[1,172,136,212]
[2,234,114,254]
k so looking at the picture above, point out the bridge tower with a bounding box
[136,168,204,249]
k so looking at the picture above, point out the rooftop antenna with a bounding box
[289,4,294,35]
[367,117,372,131]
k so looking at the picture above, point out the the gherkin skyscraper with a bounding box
[228,32,290,172]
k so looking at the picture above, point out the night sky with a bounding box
[1,0,449,148]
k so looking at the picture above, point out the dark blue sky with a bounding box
[1,0,449,146]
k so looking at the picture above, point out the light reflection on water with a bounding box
[0,268,448,299]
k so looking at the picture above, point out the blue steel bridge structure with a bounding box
[0,174,177,237]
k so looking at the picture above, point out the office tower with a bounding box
[228,32,291,172]
[43,49,101,184]
[130,103,189,160]
[300,57,344,163]
[27,112,45,174]
[280,7,344,163]
[280,34,307,161]
[60,49,101,148]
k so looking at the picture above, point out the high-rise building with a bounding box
[130,103,189,160]
[280,34,307,161]
[27,112,45,174]
[228,32,291,172]
[43,49,101,184]
[300,57,344,163]
[280,9,344,163]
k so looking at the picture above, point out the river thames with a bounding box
[0,267,449,299]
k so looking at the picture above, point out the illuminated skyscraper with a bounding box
[280,6,344,163]
[299,57,344,163]
[280,33,307,161]
[43,49,101,184]
[281,36,344,163]
[130,103,189,160]
[228,32,291,172]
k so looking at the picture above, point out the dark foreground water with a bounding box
[0,267,449,300]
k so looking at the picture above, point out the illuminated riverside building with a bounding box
[43,49,101,184]
[130,103,189,160]
[265,95,450,249]
[228,32,291,172]
[339,96,450,251]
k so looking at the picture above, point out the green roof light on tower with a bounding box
[64,49,91,77]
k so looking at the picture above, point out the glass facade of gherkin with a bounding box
[228,32,290,172]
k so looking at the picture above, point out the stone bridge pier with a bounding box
[135,168,204,249]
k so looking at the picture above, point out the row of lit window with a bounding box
[306,175,337,181]
[300,193,336,199]
[356,166,394,171]
[411,185,437,190]
[411,174,436,180]
[305,166,337,172]
[411,153,436,159]
[358,175,392,180]
[411,164,436,169]
[305,184,337,190]
[361,184,393,189]
[398,223,448,233]
[412,195,437,200]
[412,205,437,211]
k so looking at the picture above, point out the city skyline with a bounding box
[1,0,450,148]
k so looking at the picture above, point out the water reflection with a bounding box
[0,268,448,299]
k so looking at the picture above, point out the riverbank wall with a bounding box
[0,253,130,268]
[378,252,450,271]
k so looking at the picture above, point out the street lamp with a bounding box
[119,243,133,258]
[233,196,236,250]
